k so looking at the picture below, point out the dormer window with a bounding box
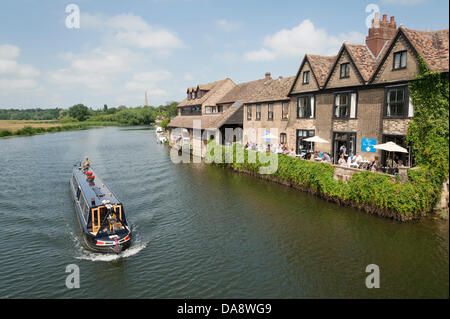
[393,51,407,70]
[340,63,350,78]
[194,91,198,99]
[302,71,310,84]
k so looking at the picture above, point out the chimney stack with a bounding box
[265,72,271,80]
[366,13,397,57]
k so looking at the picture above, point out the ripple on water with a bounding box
[0,127,448,298]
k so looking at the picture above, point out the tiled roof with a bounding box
[167,102,245,129]
[306,54,336,87]
[167,114,220,129]
[246,76,295,103]
[218,78,268,104]
[344,44,378,82]
[178,78,235,107]
[401,27,449,72]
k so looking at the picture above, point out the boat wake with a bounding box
[76,241,148,262]
[69,231,149,262]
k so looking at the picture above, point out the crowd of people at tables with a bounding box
[244,142,404,175]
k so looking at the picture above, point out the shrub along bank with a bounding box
[0,122,119,138]
[207,144,436,221]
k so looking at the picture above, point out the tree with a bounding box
[68,104,90,121]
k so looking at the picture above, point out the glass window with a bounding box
[385,88,406,117]
[256,105,261,120]
[302,71,310,84]
[281,102,289,119]
[296,130,315,154]
[393,51,407,69]
[268,103,274,120]
[280,133,287,144]
[205,106,217,114]
[334,93,350,118]
[297,96,312,118]
[382,135,411,167]
[333,132,357,164]
[340,63,350,78]
[247,105,252,120]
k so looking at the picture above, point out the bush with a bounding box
[207,142,440,219]
[0,129,12,137]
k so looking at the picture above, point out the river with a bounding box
[0,127,448,298]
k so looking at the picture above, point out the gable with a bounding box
[324,49,364,89]
[290,59,320,94]
[371,33,419,84]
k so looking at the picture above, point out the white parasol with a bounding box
[373,141,408,168]
[303,136,330,143]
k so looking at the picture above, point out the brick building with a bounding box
[256,13,448,165]
[169,13,448,165]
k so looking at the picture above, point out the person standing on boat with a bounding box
[82,157,90,171]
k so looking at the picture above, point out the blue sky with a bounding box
[0,0,448,109]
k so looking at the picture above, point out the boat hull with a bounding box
[70,177,132,254]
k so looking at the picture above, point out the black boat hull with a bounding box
[70,178,132,254]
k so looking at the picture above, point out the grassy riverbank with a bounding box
[0,120,121,138]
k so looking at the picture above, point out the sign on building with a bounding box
[361,138,377,153]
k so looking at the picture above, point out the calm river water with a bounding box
[0,127,448,298]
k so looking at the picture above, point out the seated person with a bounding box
[369,156,380,172]
[338,154,347,166]
[322,152,332,163]
[82,157,90,170]
[313,151,320,160]
[289,148,295,156]
[353,153,363,166]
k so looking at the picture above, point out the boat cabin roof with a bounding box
[72,166,121,208]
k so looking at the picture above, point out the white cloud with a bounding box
[48,48,139,91]
[0,44,20,60]
[0,44,40,94]
[124,71,172,93]
[216,19,241,32]
[82,13,184,50]
[0,78,39,91]
[244,19,364,61]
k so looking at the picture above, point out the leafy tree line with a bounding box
[0,101,179,126]
[0,108,62,120]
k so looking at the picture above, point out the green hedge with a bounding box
[0,122,118,138]
[208,143,438,219]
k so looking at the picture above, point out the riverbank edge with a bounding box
[168,143,447,222]
[230,166,418,221]
[0,122,124,139]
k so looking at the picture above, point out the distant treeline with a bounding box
[0,102,178,126]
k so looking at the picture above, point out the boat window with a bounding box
[113,205,122,221]
[72,175,79,190]
[91,207,100,233]
[80,195,86,211]
[91,206,109,234]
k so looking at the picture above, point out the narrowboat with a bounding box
[70,163,132,253]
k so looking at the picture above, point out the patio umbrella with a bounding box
[373,141,408,168]
[303,136,330,153]
[303,136,330,143]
